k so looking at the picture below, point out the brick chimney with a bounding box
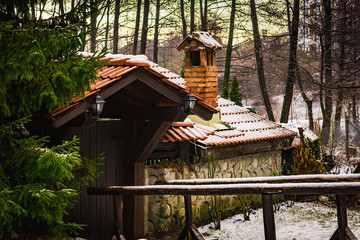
[177,32,222,108]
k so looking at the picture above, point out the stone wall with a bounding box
[144,150,282,234]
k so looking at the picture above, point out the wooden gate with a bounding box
[68,120,125,240]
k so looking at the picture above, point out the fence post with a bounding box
[262,194,276,240]
[185,195,193,238]
[113,195,126,240]
[336,194,347,240]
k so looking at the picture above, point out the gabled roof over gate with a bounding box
[50,54,218,128]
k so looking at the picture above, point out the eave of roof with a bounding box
[177,31,223,51]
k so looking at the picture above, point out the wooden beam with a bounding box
[134,110,186,163]
[134,121,173,163]
[155,174,360,185]
[102,105,179,121]
[52,101,91,128]
[87,182,360,196]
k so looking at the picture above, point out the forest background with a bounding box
[65,0,360,150]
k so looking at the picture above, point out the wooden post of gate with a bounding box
[113,195,126,240]
[262,194,276,240]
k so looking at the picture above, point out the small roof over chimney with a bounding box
[177,31,222,51]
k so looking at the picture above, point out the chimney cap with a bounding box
[177,31,223,51]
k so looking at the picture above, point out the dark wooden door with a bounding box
[70,121,125,240]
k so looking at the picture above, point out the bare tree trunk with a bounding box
[30,0,36,20]
[352,94,357,120]
[297,66,314,130]
[59,0,65,25]
[105,0,110,50]
[319,35,325,115]
[133,0,142,55]
[204,0,207,31]
[113,0,120,53]
[334,0,346,141]
[286,0,291,32]
[140,0,150,54]
[200,0,207,31]
[90,0,98,53]
[190,0,195,33]
[153,0,160,63]
[200,0,204,30]
[71,0,75,10]
[280,0,300,123]
[223,0,236,98]
[250,0,275,121]
[80,0,87,51]
[321,0,333,145]
[180,0,187,38]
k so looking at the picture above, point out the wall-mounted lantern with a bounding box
[90,95,105,118]
[181,92,197,115]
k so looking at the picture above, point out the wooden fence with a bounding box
[87,174,360,240]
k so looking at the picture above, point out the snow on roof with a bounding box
[177,31,223,51]
[280,122,319,149]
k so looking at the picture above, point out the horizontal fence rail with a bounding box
[87,174,360,240]
[87,182,360,196]
[154,173,360,185]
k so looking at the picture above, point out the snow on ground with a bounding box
[199,201,360,240]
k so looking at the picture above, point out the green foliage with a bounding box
[0,117,102,238]
[246,107,257,114]
[229,75,243,106]
[283,139,325,175]
[0,21,105,123]
[221,80,229,99]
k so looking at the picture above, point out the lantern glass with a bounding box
[181,93,197,115]
[91,95,105,117]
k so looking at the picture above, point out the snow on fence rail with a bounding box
[154,173,360,185]
[87,174,360,240]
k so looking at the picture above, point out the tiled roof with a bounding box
[161,89,297,146]
[50,53,214,118]
[162,120,210,143]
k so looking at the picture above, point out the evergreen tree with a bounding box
[229,75,243,106]
[0,2,105,238]
[221,80,229,99]
[0,22,104,123]
[0,117,102,238]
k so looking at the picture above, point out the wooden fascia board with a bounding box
[52,75,137,128]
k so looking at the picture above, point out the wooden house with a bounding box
[36,53,218,239]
